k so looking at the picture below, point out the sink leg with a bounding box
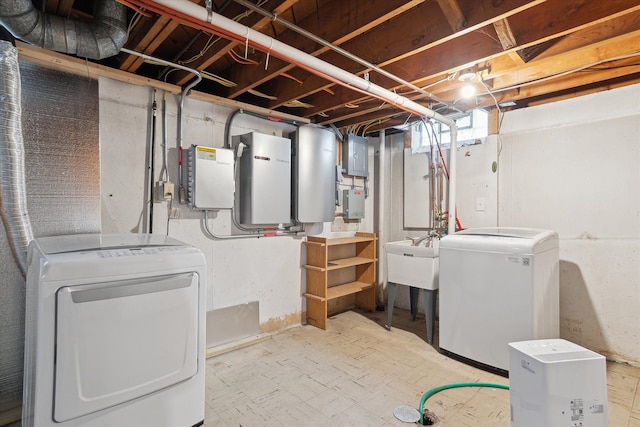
[386,282,396,330]
[423,289,437,344]
[410,286,419,320]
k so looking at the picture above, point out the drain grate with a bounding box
[422,409,439,425]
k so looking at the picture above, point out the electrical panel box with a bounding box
[509,339,608,427]
[186,145,234,209]
[343,189,365,219]
[233,132,291,225]
[342,134,368,177]
[290,126,336,222]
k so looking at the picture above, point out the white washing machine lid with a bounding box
[440,227,558,253]
[34,233,186,255]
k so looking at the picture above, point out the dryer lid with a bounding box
[33,234,186,255]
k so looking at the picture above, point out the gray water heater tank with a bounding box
[290,126,336,223]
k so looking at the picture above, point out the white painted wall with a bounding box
[497,84,640,365]
[388,83,640,365]
[99,77,374,334]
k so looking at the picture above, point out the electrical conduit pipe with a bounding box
[124,0,458,235]
[119,47,202,203]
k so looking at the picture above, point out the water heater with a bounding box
[290,125,336,222]
[232,132,291,225]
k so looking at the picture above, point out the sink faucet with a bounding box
[406,231,441,246]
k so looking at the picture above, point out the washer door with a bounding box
[54,273,199,422]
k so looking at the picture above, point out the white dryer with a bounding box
[23,234,207,427]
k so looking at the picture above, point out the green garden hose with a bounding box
[417,382,510,425]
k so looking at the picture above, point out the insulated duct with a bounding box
[0,0,127,60]
[0,40,33,276]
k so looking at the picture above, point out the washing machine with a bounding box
[439,227,559,372]
[22,234,207,427]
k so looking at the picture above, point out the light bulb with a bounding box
[461,84,476,98]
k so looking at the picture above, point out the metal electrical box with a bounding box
[186,145,234,209]
[343,189,365,219]
[290,126,336,222]
[342,134,368,177]
[233,132,291,225]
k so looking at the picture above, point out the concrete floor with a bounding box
[204,308,640,427]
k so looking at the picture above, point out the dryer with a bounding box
[23,234,207,427]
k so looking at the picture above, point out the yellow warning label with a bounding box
[196,146,216,160]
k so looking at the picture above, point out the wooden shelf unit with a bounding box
[302,232,377,329]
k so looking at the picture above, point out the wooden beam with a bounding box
[268,0,545,111]
[57,0,74,17]
[120,16,174,71]
[301,0,640,122]
[493,18,525,64]
[313,18,640,128]
[224,0,422,99]
[120,0,202,73]
[494,19,517,50]
[437,0,466,32]
[491,27,640,89]
[173,0,302,87]
[14,42,309,124]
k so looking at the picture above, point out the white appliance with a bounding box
[439,227,559,371]
[509,339,608,427]
[23,234,207,427]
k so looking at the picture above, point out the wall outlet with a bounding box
[163,182,174,200]
[476,197,486,212]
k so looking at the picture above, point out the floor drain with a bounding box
[393,405,420,423]
[422,409,439,425]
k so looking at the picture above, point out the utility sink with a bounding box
[385,239,439,290]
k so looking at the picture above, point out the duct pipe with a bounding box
[0,40,34,277]
[232,0,460,113]
[0,0,128,60]
[128,0,458,234]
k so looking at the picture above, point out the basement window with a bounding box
[411,108,489,153]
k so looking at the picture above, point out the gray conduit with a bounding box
[0,0,127,60]
[0,40,34,276]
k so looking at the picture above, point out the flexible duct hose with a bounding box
[0,0,127,60]
[417,382,510,425]
[0,40,34,277]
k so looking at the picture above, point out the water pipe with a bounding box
[122,0,458,235]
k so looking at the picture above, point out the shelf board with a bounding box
[303,256,375,271]
[303,281,375,302]
[327,281,375,300]
[325,236,375,246]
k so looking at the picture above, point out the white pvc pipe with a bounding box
[377,130,387,300]
[149,0,458,235]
